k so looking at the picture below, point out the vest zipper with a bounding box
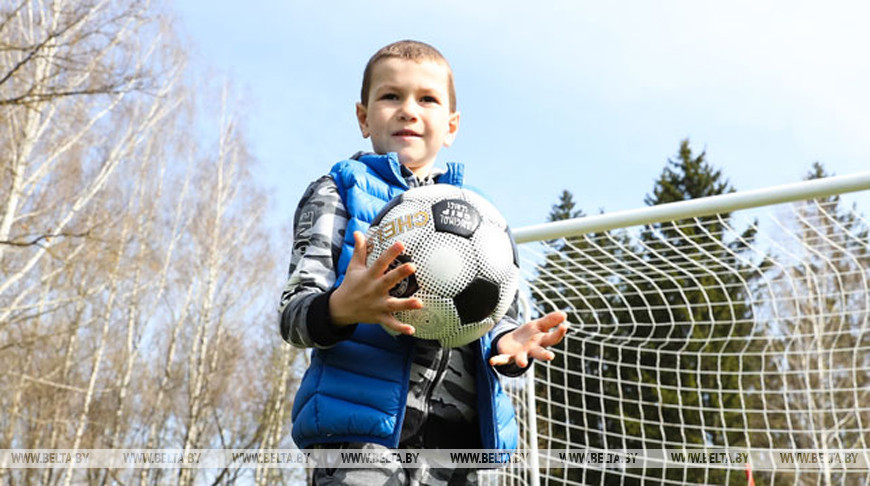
[421,346,451,429]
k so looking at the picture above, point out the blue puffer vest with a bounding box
[290,153,519,450]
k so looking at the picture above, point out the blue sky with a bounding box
[173,0,870,231]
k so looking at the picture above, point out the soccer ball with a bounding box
[365,184,520,348]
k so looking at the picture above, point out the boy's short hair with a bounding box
[360,40,457,112]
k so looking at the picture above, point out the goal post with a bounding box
[494,171,870,485]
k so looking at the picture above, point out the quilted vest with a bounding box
[290,153,519,451]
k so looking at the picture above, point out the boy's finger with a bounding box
[515,351,529,368]
[538,323,569,349]
[381,315,415,336]
[381,262,416,291]
[489,354,513,367]
[385,296,423,313]
[371,241,405,274]
[536,311,567,331]
[349,231,367,266]
[530,347,557,361]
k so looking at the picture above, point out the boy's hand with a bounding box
[329,231,422,335]
[489,311,568,368]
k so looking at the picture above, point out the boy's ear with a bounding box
[442,110,461,147]
[356,102,370,138]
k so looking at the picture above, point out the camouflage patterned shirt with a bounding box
[279,155,526,447]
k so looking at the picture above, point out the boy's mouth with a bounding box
[393,129,421,137]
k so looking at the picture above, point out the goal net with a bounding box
[492,174,870,485]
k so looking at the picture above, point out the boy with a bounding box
[279,40,567,484]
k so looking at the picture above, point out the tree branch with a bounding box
[0,82,144,106]
[0,229,92,247]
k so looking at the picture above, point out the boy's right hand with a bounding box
[329,231,422,335]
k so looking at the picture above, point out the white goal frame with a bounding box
[496,171,870,486]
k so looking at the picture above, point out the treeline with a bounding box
[0,2,300,485]
[530,140,870,484]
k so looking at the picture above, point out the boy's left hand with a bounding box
[489,311,569,368]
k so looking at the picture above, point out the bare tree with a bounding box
[757,164,870,485]
[1,1,302,484]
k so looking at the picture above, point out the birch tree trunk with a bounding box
[2,2,301,484]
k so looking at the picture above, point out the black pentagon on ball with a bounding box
[432,198,481,238]
[388,254,419,298]
[453,277,500,325]
[372,193,405,226]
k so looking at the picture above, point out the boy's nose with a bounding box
[397,100,420,121]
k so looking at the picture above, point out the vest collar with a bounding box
[353,152,408,189]
[437,162,464,187]
[351,152,464,188]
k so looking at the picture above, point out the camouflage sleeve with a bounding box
[279,175,356,348]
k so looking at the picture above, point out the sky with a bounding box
[172,0,870,233]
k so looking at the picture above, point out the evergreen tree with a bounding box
[628,140,761,483]
[550,190,584,221]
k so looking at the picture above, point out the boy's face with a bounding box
[356,58,460,176]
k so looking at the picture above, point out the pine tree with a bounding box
[624,140,761,483]
[550,190,584,221]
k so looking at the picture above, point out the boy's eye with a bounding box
[421,95,439,104]
[379,93,399,101]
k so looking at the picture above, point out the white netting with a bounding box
[491,194,870,485]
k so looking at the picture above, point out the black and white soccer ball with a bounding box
[366,185,520,348]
